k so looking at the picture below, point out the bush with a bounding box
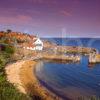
[0,45,31,100]
[5,46,15,54]
[0,82,31,100]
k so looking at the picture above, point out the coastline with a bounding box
[5,60,61,100]
[5,60,26,94]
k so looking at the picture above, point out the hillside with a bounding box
[0,31,36,44]
[0,42,31,100]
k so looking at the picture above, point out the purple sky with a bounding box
[0,0,100,37]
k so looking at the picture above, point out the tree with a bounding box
[6,29,12,33]
[0,31,4,33]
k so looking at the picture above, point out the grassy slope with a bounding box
[0,44,31,100]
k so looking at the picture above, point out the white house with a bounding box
[23,38,43,51]
[33,38,43,50]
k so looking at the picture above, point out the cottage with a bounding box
[33,38,43,50]
[23,38,43,51]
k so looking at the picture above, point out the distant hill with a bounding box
[0,31,36,44]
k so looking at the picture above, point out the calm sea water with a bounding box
[35,38,100,100]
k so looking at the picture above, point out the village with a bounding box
[0,31,100,64]
[18,35,100,64]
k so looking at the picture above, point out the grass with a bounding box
[0,44,31,100]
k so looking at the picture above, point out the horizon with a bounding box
[1,29,100,38]
[0,0,100,37]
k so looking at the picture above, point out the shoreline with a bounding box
[5,60,26,94]
[5,60,61,100]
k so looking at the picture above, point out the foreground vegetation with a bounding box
[0,41,31,100]
[0,30,44,100]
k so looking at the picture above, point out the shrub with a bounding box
[0,45,31,100]
[5,46,15,54]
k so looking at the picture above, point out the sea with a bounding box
[35,38,100,100]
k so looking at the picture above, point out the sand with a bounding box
[5,60,61,100]
[5,60,26,94]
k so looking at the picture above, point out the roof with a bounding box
[33,38,43,44]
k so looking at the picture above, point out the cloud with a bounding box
[60,10,72,16]
[17,15,32,21]
[0,14,33,25]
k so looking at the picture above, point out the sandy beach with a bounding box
[5,60,26,94]
[5,60,61,100]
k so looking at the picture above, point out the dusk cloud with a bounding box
[0,14,33,25]
[60,10,72,16]
[0,0,100,37]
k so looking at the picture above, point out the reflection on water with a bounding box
[35,38,100,100]
[35,59,100,100]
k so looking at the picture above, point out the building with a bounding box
[23,38,43,51]
[33,38,43,50]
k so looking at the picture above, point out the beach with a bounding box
[5,60,61,100]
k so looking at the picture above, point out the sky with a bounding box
[0,0,100,37]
